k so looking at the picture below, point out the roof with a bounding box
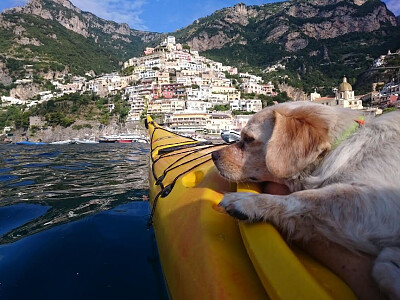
[313,97,335,102]
[338,76,352,92]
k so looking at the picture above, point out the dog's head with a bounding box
[212,102,332,182]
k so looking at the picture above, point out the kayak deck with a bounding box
[147,117,356,300]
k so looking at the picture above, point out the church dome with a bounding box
[338,76,352,92]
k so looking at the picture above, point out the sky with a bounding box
[0,0,399,33]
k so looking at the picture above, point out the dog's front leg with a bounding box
[219,192,310,238]
[219,184,399,300]
[219,183,399,252]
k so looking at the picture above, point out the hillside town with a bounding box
[1,36,400,136]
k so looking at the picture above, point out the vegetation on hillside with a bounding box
[0,92,130,131]
[0,9,146,77]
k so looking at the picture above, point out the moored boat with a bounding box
[147,116,356,300]
[50,140,75,145]
[99,135,119,143]
[100,134,149,144]
[117,135,150,144]
[16,141,46,145]
[74,138,98,144]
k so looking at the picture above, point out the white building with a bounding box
[239,72,262,83]
[1,96,26,106]
[233,115,253,130]
[309,89,321,101]
[230,99,262,112]
[314,77,363,110]
[209,93,228,105]
[334,77,363,109]
[165,112,209,133]
[185,100,212,112]
[206,113,234,134]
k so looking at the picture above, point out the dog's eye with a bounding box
[243,135,255,143]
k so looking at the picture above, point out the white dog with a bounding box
[212,102,400,299]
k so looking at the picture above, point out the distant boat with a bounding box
[117,135,136,143]
[117,135,149,144]
[16,141,46,145]
[74,138,98,144]
[99,134,149,144]
[134,137,150,144]
[221,130,240,143]
[50,140,75,145]
[99,135,119,143]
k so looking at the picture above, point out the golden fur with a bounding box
[212,102,400,299]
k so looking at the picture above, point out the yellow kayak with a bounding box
[147,116,356,300]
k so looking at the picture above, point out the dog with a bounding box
[212,101,400,299]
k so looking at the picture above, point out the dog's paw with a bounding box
[218,192,260,221]
[373,247,400,300]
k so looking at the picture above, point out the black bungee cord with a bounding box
[146,120,226,228]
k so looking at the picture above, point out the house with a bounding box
[230,99,262,112]
[233,115,253,130]
[165,113,209,133]
[240,82,263,94]
[185,100,212,112]
[206,113,234,134]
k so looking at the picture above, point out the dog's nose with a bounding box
[211,151,220,162]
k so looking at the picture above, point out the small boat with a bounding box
[74,138,98,144]
[117,135,149,144]
[132,136,150,144]
[99,135,119,143]
[50,140,75,145]
[221,129,240,143]
[116,135,135,143]
[16,141,46,145]
[147,116,356,300]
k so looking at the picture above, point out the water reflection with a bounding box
[0,143,150,245]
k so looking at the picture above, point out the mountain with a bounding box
[0,0,161,77]
[174,0,400,94]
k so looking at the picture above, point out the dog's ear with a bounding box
[265,106,331,178]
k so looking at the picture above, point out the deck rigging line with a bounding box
[147,120,226,228]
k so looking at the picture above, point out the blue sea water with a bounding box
[0,143,168,300]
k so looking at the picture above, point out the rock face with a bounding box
[278,83,308,101]
[176,0,397,53]
[189,32,242,52]
[13,0,161,43]
[10,83,40,100]
[301,6,396,39]
[0,61,12,86]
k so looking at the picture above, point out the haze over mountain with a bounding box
[0,0,399,94]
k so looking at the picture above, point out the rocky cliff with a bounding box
[176,0,397,53]
[0,61,12,86]
[278,83,308,101]
[173,0,399,94]
[13,0,160,43]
